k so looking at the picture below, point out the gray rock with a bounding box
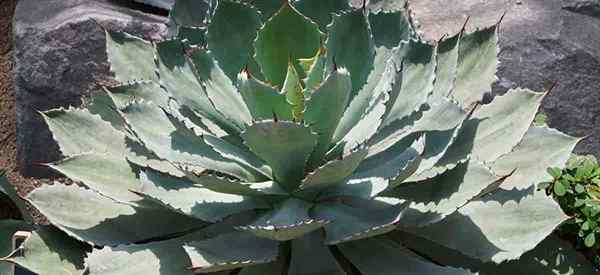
[411,0,600,158]
[14,0,168,177]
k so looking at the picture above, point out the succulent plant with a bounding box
[2,0,598,274]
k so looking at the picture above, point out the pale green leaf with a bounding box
[104,81,169,109]
[288,230,345,275]
[431,33,460,99]
[207,0,262,80]
[169,0,210,26]
[242,121,317,190]
[325,9,375,99]
[304,68,352,169]
[184,232,279,273]
[338,237,472,275]
[282,61,306,121]
[105,31,156,82]
[138,169,268,223]
[4,226,89,275]
[451,26,499,108]
[299,148,368,191]
[369,9,411,48]
[294,0,350,31]
[238,70,294,121]
[254,2,323,87]
[237,198,327,241]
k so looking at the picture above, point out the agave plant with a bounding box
[2,0,598,274]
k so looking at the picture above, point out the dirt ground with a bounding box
[0,0,44,222]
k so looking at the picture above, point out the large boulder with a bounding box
[14,0,168,177]
[411,0,600,158]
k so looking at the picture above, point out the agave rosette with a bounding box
[2,0,597,274]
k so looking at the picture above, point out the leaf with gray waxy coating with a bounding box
[104,81,169,109]
[189,49,252,129]
[207,0,262,80]
[338,237,473,275]
[3,226,89,275]
[407,188,569,263]
[42,107,127,157]
[282,61,306,121]
[27,184,206,246]
[254,2,323,87]
[49,153,141,203]
[105,31,157,82]
[238,71,294,121]
[242,0,285,20]
[0,174,31,223]
[120,101,265,181]
[369,10,411,48]
[431,33,460,99]
[451,26,499,108]
[331,46,398,147]
[319,177,390,200]
[468,88,545,163]
[382,40,436,128]
[156,39,240,136]
[385,161,500,227]
[304,68,352,169]
[300,148,368,191]
[133,0,174,10]
[355,135,425,181]
[178,26,207,46]
[86,215,255,275]
[288,230,346,275]
[325,9,375,99]
[294,0,350,31]
[184,232,279,273]
[237,198,327,241]
[139,169,268,223]
[242,121,317,190]
[313,200,406,244]
[490,126,580,190]
[203,134,272,179]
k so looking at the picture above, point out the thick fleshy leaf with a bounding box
[319,177,390,200]
[385,161,500,227]
[239,261,286,275]
[121,101,265,181]
[304,68,352,168]
[138,169,268,223]
[49,153,141,203]
[242,121,317,190]
[237,198,327,241]
[451,26,498,108]
[207,0,262,80]
[294,0,350,31]
[3,226,89,275]
[189,50,252,129]
[169,0,210,26]
[431,33,460,99]
[156,39,240,135]
[298,46,326,90]
[203,134,272,179]
[184,232,279,273]
[338,237,473,275]
[184,171,285,197]
[282,62,306,121]
[105,81,169,109]
[331,46,398,146]
[254,2,323,87]
[177,26,207,46]
[105,31,156,82]
[408,188,569,263]
[491,126,580,190]
[468,88,545,163]
[42,107,127,156]
[27,184,206,246]
[288,230,345,275]
[313,200,406,244]
[300,148,368,191]
[393,231,598,275]
[325,9,375,98]
[366,0,407,13]
[381,40,436,128]
[354,135,424,181]
[86,215,254,275]
[238,70,294,121]
[369,10,411,48]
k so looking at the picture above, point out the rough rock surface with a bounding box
[14,0,168,177]
[411,0,600,158]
